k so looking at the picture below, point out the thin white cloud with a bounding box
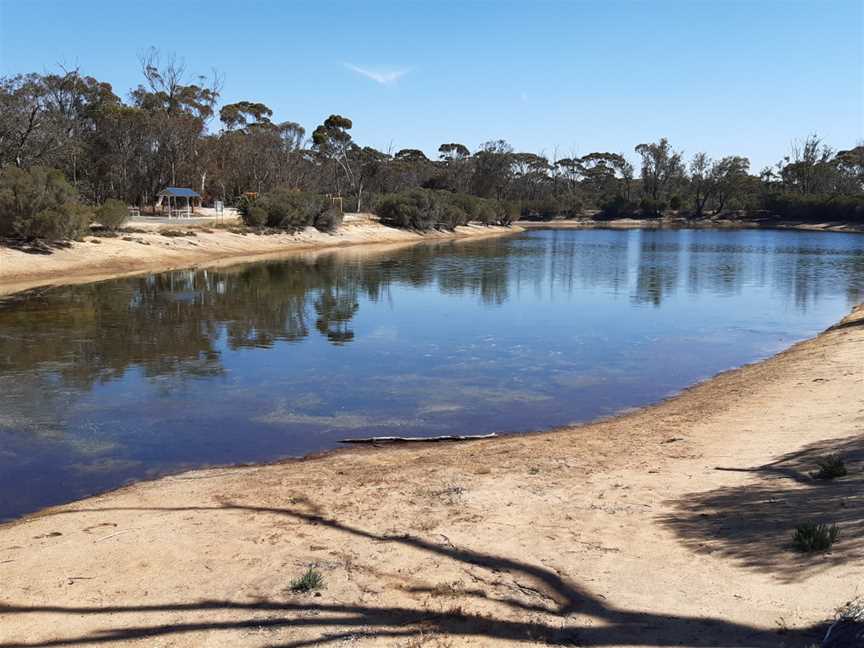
[344,63,410,85]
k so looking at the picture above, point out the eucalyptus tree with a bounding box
[836,145,864,193]
[779,135,842,195]
[471,140,513,200]
[689,152,714,216]
[312,114,361,204]
[510,152,551,202]
[392,148,434,190]
[577,152,633,204]
[634,138,684,201]
[437,143,472,193]
[711,156,751,212]
[127,48,221,200]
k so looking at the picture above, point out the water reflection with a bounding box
[1,229,862,520]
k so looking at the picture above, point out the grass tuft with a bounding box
[793,522,839,552]
[289,567,324,593]
[823,598,864,647]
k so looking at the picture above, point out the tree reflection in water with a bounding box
[0,228,862,521]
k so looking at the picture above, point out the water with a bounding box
[1,228,863,521]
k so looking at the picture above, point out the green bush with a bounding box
[374,190,516,230]
[289,567,324,593]
[558,194,584,218]
[0,166,92,240]
[813,454,848,480]
[95,198,128,230]
[239,189,331,231]
[245,206,268,228]
[235,194,255,218]
[474,200,497,225]
[493,200,519,226]
[761,193,864,223]
[597,195,638,220]
[374,189,440,230]
[314,206,343,232]
[444,192,485,226]
[447,192,481,220]
[793,522,839,552]
[521,197,562,221]
[639,197,667,218]
[438,203,468,229]
[260,189,329,230]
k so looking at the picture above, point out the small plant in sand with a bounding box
[822,597,864,647]
[289,567,324,593]
[812,454,848,480]
[793,522,839,552]
[432,484,466,505]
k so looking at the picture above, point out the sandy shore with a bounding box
[520,218,864,233]
[0,300,861,646]
[0,215,521,297]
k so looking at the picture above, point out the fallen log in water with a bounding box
[341,433,498,444]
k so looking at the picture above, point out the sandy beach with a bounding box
[0,215,522,297]
[0,301,861,646]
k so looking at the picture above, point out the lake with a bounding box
[1,228,863,521]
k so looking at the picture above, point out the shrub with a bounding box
[474,200,497,225]
[597,195,638,220]
[314,206,343,232]
[245,206,268,228]
[813,454,848,480]
[240,188,331,231]
[262,189,329,230]
[639,197,667,218]
[374,189,440,230]
[447,192,481,219]
[761,193,864,223]
[793,522,839,552]
[289,567,324,593]
[521,197,562,221]
[235,194,255,218]
[824,598,864,648]
[95,199,128,230]
[0,166,92,240]
[439,203,469,229]
[558,194,584,218]
[493,200,519,226]
[669,195,682,210]
[374,190,516,230]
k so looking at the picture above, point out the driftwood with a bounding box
[341,433,497,444]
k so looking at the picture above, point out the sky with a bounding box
[1,0,862,172]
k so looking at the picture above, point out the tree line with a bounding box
[1,52,863,240]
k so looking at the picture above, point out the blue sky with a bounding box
[1,0,861,172]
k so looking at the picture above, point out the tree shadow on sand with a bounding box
[660,433,863,582]
[0,502,829,647]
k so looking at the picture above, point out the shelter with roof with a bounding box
[156,187,201,218]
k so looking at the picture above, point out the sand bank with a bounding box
[1,304,861,646]
[0,215,522,297]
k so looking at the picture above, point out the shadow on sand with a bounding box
[0,501,831,647]
[660,433,863,582]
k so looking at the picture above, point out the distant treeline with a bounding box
[1,52,863,240]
